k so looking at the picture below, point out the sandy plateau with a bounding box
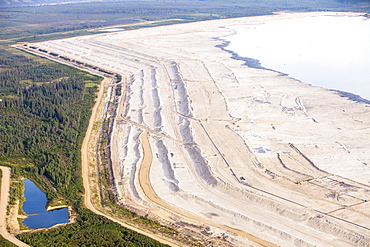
[28,12,370,246]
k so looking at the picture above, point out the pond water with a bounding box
[22,179,69,229]
[224,14,370,100]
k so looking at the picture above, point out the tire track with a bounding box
[138,131,277,247]
[0,166,30,247]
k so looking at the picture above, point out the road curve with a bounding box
[81,77,180,246]
[137,131,276,247]
[0,166,29,247]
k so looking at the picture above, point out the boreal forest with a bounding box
[0,48,169,246]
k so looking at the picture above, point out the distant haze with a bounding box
[225,15,370,100]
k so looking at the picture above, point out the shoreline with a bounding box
[221,12,370,102]
[28,12,370,246]
[332,90,370,105]
[0,166,30,247]
[218,36,370,106]
[46,205,69,211]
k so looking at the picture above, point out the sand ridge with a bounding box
[29,12,370,246]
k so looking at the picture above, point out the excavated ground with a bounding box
[28,12,370,246]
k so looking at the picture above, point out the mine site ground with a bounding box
[12,11,370,247]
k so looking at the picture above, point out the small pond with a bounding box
[22,179,69,229]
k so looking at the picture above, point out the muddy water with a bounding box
[224,15,370,100]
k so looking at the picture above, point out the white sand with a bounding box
[31,12,370,246]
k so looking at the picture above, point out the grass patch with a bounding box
[85,82,99,88]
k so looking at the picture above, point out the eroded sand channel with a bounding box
[29,12,370,246]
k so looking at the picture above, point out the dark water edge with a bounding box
[215,37,291,77]
[215,38,370,105]
[22,179,69,229]
[332,90,370,105]
[215,38,265,69]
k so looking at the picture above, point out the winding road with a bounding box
[0,166,29,247]
[80,77,181,246]
[12,14,370,245]
[137,131,276,247]
[0,76,178,247]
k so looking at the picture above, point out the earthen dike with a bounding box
[21,12,370,246]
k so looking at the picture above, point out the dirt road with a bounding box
[26,13,370,246]
[0,166,29,247]
[80,77,180,246]
[137,131,276,247]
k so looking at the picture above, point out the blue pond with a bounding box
[22,179,69,229]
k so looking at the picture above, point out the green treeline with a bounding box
[0,236,17,247]
[0,48,168,246]
[0,48,97,201]
[2,0,370,42]
[17,208,168,247]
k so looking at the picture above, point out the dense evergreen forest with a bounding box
[17,208,168,246]
[1,0,369,245]
[0,236,17,247]
[0,48,168,246]
[0,48,98,201]
[1,0,370,42]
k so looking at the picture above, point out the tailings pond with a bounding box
[22,179,68,229]
[224,14,370,100]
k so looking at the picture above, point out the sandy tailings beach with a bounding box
[31,12,370,246]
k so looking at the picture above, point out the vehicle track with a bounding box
[137,131,277,247]
[0,166,30,247]
[81,77,180,246]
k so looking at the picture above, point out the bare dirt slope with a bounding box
[80,76,181,246]
[30,12,370,246]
